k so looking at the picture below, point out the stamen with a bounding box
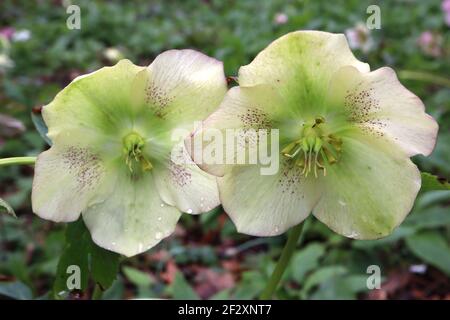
[281,117,342,178]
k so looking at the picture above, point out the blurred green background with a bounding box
[0,0,449,300]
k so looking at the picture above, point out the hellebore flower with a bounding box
[188,31,438,239]
[32,50,227,256]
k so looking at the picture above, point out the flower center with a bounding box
[281,117,342,177]
[122,132,153,173]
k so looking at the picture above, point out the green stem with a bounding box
[0,157,36,167]
[398,70,450,89]
[259,219,309,300]
[92,284,103,300]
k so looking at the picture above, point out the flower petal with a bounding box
[43,59,146,144]
[32,143,113,222]
[82,171,181,257]
[327,66,438,157]
[153,141,220,214]
[139,49,227,130]
[186,86,282,177]
[312,134,421,239]
[238,31,369,117]
[218,160,321,236]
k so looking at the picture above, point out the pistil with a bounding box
[122,132,153,173]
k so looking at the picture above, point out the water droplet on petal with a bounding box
[157,216,162,221]
[274,226,280,233]
[155,232,162,240]
[160,203,165,207]
[138,242,143,252]
[187,208,193,214]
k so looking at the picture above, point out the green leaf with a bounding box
[405,231,450,275]
[420,172,450,192]
[122,266,153,287]
[404,207,450,229]
[0,197,16,218]
[233,271,265,300]
[53,218,121,297]
[310,275,368,300]
[0,281,33,300]
[290,242,326,283]
[301,265,347,298]
[171,271,199,300]
[31,110,52,146]
[91,243,121,290]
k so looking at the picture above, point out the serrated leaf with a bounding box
[53,218,121,297]
[420,172,450,192]
[0,197,16,218]
[31,110,52,146]
[405,231,450,275]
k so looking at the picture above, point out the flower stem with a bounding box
[92,284,103,300]
[0,157,36,167]
[259,218,309,300]
[398,70,450,89]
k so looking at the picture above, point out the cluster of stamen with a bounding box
[281,117,342,177]
[122,132,153,173]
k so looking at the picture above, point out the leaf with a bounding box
[31,109,52,146]
[233,271,265,300]
[420,172,450,192]
[0,281,33,300]
[310,275,368,300]
[53,218,121,297]
[301,265,347,298]
[123,266,153,287]
[290,242,326,283]
[53,220,90,295]
[171,271,199,300]
[405,231,450,275]
[90,241,121,290]
[0,197,16,218]
[404,207,450,229]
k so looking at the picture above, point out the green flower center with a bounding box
[122,132,153,173]
[281,117,342,177]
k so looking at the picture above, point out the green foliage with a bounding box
[406,232,450,275]
[53,218,120,298]
[0,197,16,217]
[420,172,450,192]
[0,281,33,300]
[30,111,51,146]
[171,272,200,300]
[291,243,326,283]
